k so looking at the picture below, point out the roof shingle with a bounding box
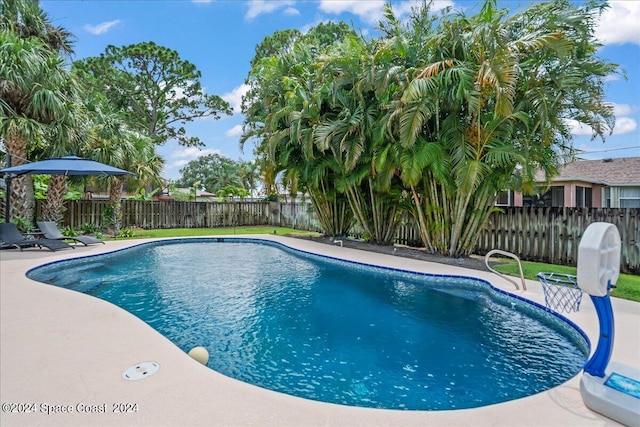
[536,156,640,185]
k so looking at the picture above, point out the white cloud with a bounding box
[284,7,300,16]
[431,0,455,12]
[222,84,250,113]
[317,0,453,25]
[169,159,190,169]
[391,0,453,18]
[567,115,637,136]
[612,117,637,135]
[246,0,296,20]
[567,119,594,136]
[226,125,243,137]
[170,147,219,159]
[609,103,635,117]
[300,20,322,35]
[595,1,640,45]
[387,1,415,18]
[84,19,121,35]
[318,0,385,24]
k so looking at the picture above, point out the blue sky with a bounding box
[41,0,639,180]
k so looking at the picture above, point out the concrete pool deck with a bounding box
[1,235,638,427]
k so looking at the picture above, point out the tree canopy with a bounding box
[242,0,618,255]
[173,153,258,196]
[74,41,232,147]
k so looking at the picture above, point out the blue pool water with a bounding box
[27,239,589,410]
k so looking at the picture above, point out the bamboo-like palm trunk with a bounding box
[345,180,399,245]
[414,173,500,258]
[449,188,474,257]
[458,188,497,255]
[309,181,353,237]
[410,185,434,253]
[369,181,400,245]
[345,185,371,237]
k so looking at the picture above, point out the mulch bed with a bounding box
[294,235,494,272]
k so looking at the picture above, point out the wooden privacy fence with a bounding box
[276,201,324,232]
[55,200,272,229]
[475,207,639,274]
[278,204,638,273]
[43,201,638,274]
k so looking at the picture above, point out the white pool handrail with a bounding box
[484,249,527,291]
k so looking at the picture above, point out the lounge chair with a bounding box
[37,221,105,246]
[0,223,73,252]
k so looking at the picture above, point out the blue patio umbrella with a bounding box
[0,155,134,222]
[0,155,134,177]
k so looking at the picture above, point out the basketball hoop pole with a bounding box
[583,284,615,378]
[576,222,620,377]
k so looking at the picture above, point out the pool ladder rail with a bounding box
[484,249,527,291]
[328,236,344,247]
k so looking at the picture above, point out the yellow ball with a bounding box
[188,346,209,365]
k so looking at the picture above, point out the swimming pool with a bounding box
[27,238,589,410]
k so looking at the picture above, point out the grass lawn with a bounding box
[109,226,321,239]
[492,259,640,302]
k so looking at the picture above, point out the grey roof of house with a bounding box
[536,156,640,185]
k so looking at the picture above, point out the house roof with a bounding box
[536,156,640,186]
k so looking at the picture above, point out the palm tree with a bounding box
[243,24,368,236]
[387,0,617,257]
[0,31,76,222]
[38,77,86,222]
[0,0,74,55]
[312,33,410,245]
[108,134,164,206]
[0,0,77,223]
[238,161,260,198]
[243,36,354,236]
[85,102,163,234]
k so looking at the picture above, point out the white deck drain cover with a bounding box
[122,362,160,380]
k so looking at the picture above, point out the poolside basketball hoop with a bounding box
[537,272,583,313]
[576,222,640,427]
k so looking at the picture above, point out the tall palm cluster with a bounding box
[1,0,163,224]
[242,0,617,257]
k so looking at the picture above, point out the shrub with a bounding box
[11,218,34,232]
[117,227,135,238]
[61,226,79,237]
[81,223,100,235]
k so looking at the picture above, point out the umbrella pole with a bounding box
[3,154,10,223]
